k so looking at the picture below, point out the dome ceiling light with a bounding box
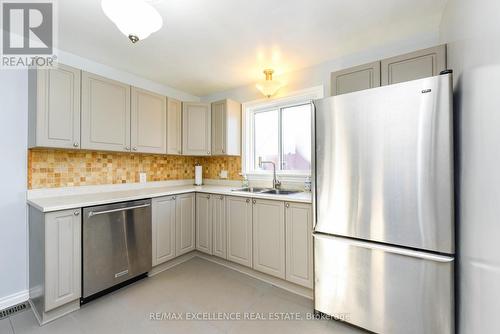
[256,69,284,98]
[101,0,163,43]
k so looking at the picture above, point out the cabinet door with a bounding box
[285,202,313,288]
[81,72,131,152]
[252,199,285,279]
[212,195,226,259]
[167,98,182,155]
[45,209,81,311]
[211,101,225,156]
[381,45,446,86]
[152,196,176,266]
[211,99,241,156]
[131,87,167,154]
[175,193,195,256]
[196,193,212,254]
[182,102,211,156]
[331,61,381,96]
[30,64,81,149]
[226,196,253,267]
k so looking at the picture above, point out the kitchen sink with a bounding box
[260,189,300,195]
[231,187,268,193]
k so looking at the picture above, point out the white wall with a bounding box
[0,69,29,308]
[440,0,500,333]
[201,31,440,102]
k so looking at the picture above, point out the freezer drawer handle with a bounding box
[88,203,151,217]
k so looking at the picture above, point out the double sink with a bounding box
[232,187,301,195]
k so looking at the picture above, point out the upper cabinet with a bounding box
[81,72,131,152]
[211,99,241,156]
[167,98,183,155]
[28,64,81,149]
[331,61,381,96]
[182,102,211,156]
[381,45,447,86]
[331,45,447,96]
[131,87,167,154]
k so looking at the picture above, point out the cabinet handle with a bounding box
[73,142,79,148]
[285,203,290,208]
[125,146,130,151]
[220,196,224,200]
[133,147,137,151]
[74,211,80,216]
[172,196,176,200]
[207,195,211,199]
[252,199,256,204]
[207,151,211,155]
[246,198,250,203]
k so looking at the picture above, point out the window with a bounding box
[243,86,323,179]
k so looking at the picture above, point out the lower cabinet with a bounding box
[196,193,212,255]
[226,196,253,267]
[152,196,176,266]
[211,195,226,259]
[252,199,286,279]
[285,202,313,288]
[175,193,196,256]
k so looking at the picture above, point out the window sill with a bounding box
[245,172,311,184]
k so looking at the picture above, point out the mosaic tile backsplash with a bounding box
[28,149,242,189]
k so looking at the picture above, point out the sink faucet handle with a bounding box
[258,156,263,168]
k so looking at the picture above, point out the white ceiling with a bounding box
[58,0,447,96]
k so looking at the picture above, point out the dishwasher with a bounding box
[82,199,152,303]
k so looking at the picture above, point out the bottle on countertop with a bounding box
[304,176,312,192]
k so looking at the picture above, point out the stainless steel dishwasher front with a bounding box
[82,199,152,300]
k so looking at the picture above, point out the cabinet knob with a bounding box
[125,146,130,151]
[252,199,256,204]
[74,211,80,216]
[207,195,211,199]
[73,142,79,148]
[172,196,176,200]
[285,203,290,208]
[246,198,250,203]
[207,151,211,155]
[133,147,137,151]
[220,196,224,200]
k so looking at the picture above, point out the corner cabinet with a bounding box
[28,64,81,149]
[29,206,81,324]
[252,199,286,279]
[152,196,176,266]
[226,196,253,267]
[195,193,212,255]
[167,98,183,155]
[81,72,131,152]
[182,102,211,156]
[211,99,241,156]
[285,202,313,288]
[131,87,167,154]
[175,193,196,256]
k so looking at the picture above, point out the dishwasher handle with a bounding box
[87,203,151,217]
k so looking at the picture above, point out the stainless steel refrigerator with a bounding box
[312,73,454,334]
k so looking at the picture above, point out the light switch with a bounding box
[219,170,228,179]
[139,172,147,183]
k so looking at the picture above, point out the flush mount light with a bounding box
[256,69,284,98]
[101,0,163,43]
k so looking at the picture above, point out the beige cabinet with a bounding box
[211,99,241,156]
[175,193,196,256]
[131,87,167,154]
[285,202,313,288]
[182,102,211,156]
[226,196,253,267]
[28,64,81,149]
[195,193,212,255]
[81,72,131,152]
[331,61,381,96]
[44,209,82,311]
[152,196,176,266]
[381,45,446,86]
[252,199,286,279]
[167,98,183,155]
[211,194,226,259]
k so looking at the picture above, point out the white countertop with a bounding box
[27,183,312,212]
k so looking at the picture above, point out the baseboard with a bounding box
[0,290,29,311]
[148,252,197,277]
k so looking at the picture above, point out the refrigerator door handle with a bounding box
[311,100,318,230]
[313,233,453,263]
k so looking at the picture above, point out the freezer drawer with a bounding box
[314,233,454,334]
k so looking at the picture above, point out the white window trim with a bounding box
[242,85,324,182]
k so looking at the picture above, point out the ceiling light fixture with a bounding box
[256,69,283,98]
[101,0,163,43]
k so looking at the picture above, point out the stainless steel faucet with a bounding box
[258,157,281,189]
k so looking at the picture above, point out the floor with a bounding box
[0,257,364,334]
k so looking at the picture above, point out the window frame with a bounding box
[242,85,324,182]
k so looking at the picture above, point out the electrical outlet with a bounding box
[139,172,147,183]
[219,170,228,179]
